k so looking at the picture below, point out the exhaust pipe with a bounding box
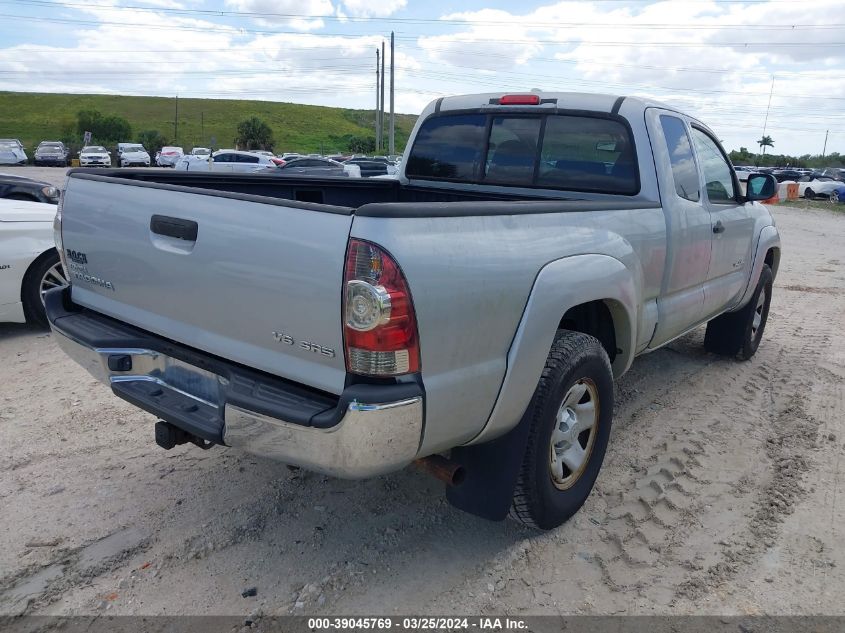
[414,454,466,487]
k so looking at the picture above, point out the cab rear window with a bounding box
[406,112,639,195]
[405,114,486,180]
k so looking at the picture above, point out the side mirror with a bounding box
[745,173,777,201]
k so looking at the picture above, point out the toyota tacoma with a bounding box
[47,93,781,529]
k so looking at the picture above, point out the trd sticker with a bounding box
[0,264,9,270]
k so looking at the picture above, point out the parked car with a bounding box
[34,141,68,167]
[48,92,780,530]
[831,185,845,203]
[252,150,276,158]
[797,175,842,199]
[275,156,359,177]
[822,168,845,181]
[0,173,60,204]
[0,198,67,325]
[343,157,389,178]
[117,144,150,167]
[156,146,184,167]
[79,146,112,168]
[733,168,752,183]
[0,139,27,165]
[176,149,276,173]
[191,147,211,157]
[771,169,802,183]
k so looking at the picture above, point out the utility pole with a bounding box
[823,130,829,159]
[762,75,774,138]
[380,40,385,153]
[389,31,395,156]
[757,76,774,167]
[375,48,381,151]
[174,94,179,144]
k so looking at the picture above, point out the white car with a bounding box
[0,198,67,326]
[156,146,184,167]
[0,139,27,166]
[117,144,150,167]
[798,175,841,199]
[176,149,279,172]
[79,146,112,168]
[191,147,211,157]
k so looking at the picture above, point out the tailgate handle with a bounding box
[150,215,198,241]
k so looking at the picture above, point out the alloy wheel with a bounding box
[40,262,69,306]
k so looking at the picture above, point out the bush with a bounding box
[137,130,169,156]
[76,110,132,145]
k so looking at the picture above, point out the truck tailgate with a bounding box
[61,174,352,395]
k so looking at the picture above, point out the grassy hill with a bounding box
[0,92,417,155]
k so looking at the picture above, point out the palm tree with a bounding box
[235,116,274,151]
[757,135,774,165]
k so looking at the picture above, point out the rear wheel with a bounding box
[22,250,69,327]
[510,330,614,530]
[805,188,815,200]
[704,264,773,360]
[832,190,840,204]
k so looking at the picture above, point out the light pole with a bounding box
[389,31,395,156]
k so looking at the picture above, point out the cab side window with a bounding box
[659,115,699,202]
[690,128,735,203]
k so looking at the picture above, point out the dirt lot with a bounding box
[0,178,843,618]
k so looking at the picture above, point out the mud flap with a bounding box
[445,412,533,521]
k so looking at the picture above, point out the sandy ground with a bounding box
[0,178,843,618]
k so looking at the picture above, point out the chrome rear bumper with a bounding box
[48,295,424,479]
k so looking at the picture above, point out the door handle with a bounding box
[150,215,198,241]
[713,220,725,234]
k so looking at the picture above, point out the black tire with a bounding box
[510,330,614,530]
[704,264,773,360]
[22,250,66,328]
[805,188,815,200]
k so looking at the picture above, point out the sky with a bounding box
[1,0,844,156]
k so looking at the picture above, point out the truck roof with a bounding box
[431,92,681,117]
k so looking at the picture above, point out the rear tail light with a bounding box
[270,158,286,166]
[343,239,419,376]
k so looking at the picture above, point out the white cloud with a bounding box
[2,0,845,154]
[418,9,544,72]
[340,0,406,19]
[224,0,334,31]
[412,0,845,155]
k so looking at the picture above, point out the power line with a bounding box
[12,43,845,83]
[6,0,845,30]
[2,12,844,46]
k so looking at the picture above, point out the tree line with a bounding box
[728,135,844,169]
[57,110,383,157]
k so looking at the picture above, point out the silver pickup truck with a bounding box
[48,92,781,530]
